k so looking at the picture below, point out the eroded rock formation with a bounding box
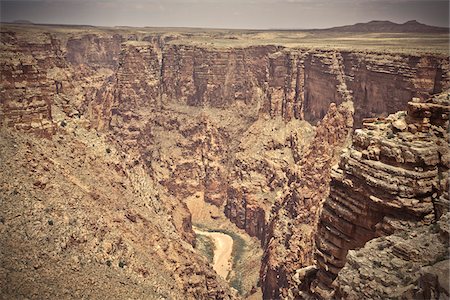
[335,213,449,299]
[309,91,450,298]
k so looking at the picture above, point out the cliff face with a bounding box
[260,101,354,299]
[0,29,236,299]
[311,91,449,298]
[162,44,278,109]
[343,53,449,126]
[0,30,63,136]
[65,33,122,68]
[266,50,305,120]
[2,28,448,136]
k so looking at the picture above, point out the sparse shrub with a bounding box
[230,274,243,294]
[60,120,67,127]
[48,219,54,226]
[106,260,112,267]
[195,234,215,264]
[118,260,126,268]
[106,148,111,154]
[387,132,395,139]
[373,260,382,268]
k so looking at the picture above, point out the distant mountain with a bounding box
[324,20,449,33]
[11,20,34,24]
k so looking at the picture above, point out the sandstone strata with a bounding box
[2,27,448,137]
[311,91,450,298]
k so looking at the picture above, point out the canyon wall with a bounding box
[342,53,449,126]
[0,29,237,299]
[2,28,448,137]
[260,100,354,299]
[260,89,449,299]
[161,44,278,109]
[311,91,449,298]
[0,30,63,136]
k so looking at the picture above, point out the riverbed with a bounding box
[194,228,234,279]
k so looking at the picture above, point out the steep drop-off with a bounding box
[312,91,450,299]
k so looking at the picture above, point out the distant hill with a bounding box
[323,20,449,33]
[11,20,34,24]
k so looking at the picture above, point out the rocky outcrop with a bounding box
[311,91,449,298]
[335,213,449,299]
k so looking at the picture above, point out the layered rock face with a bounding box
[311,91,449,298]
[108,41,162,151]
[266,50,305,120]
[343,53,449,126]
[0,30,63,136]
[2,28,448,139]
[162,44,278,109]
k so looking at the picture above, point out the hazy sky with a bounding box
[1,0,448,29]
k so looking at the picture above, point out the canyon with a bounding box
[0,22,449,299]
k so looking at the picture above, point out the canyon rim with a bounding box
[0,12,449,300]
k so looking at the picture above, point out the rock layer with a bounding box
[2,27,448,136]
[312,91,449,298]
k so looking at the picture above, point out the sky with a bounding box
[1,0,448,29]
